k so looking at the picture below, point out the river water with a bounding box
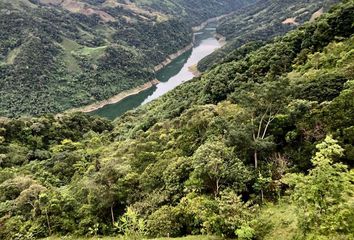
[91,24,222,120]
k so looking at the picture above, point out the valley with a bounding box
[91,23,222,119]
[0,0,252,117]
[0,1,353,240]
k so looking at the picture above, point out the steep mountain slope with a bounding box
[0,1,353,239]
[0,0,253,117]
[198,0,340,71]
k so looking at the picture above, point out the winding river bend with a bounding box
[91,24,222,120]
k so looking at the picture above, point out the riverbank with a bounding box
[73,13,232,114]
[71,41,193,114]
[68,79,160,113]
[154,12,232,72]
[152,14,228,72]
[188,64,202,77]
[215,33,227,46]
[192,12,234,32]
[153,43,194,72]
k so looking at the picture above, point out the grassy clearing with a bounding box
[60,38,82,73]
[7,47,21,64]
[259,202,298,240]
[60,38,107,73]
[44,204,297,240]
[76,45,107,60]
[0,44,23,66]
[153,237,222,240]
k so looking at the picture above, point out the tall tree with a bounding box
[284,136,354,237]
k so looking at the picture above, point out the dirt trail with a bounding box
[282,17,299,26]
[310,7,324,22]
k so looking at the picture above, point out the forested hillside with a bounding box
[0,0,353,239]
[198,0,340,71]
[0,0,252,117]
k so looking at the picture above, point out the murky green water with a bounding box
[91,24,221,120]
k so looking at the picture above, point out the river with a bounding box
[91,23,222,120]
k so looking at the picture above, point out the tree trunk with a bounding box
[254,150,258,169]
[215,178,220,198]
[111,204,115,226]
[45,210,52,235]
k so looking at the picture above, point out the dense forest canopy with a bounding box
[0,0,254,117]
[198,0,341,71]
[0,0,353,239]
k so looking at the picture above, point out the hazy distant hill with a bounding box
[0,0,252,117]
[198,0,340,71]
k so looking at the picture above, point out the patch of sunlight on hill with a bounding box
[76,46,108,60]
[60,38,82,73]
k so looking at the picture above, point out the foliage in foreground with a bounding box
[0,0,354,239]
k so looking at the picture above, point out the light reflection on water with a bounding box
[91,24,221,120]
